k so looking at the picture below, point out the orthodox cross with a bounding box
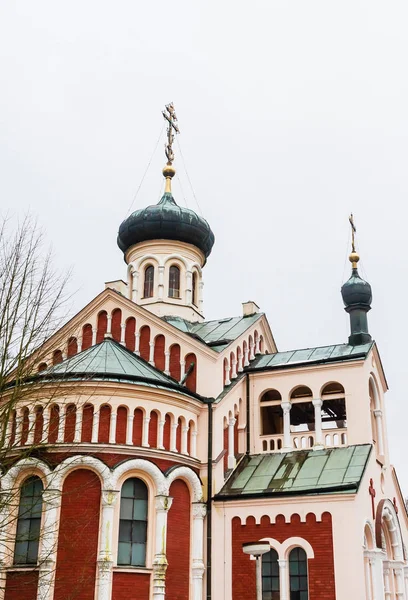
[162,103,180,165]
[349,213,357,253]
[369,478,376,520]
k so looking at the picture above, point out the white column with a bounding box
[282,402,292,451]
[92,408,100,443]
[192,503,206,600]
[364,556,373,600]
[42,409,50,444]
[158,420,165,450]
[92,326,97,346]
[228,418,236,469]
[255,336,260,355]
[180,360,186,382]
[135,332,140,356]
[74,406,83,443]
[404,567,408,600]
[231,359,238,380]
[181,426,189,455]
[170,421,178,452]
[15,411,23,446]
[243,346,250,367]
[109,409,117,444]
[186,270,192,304]
[237,353,243,373]
[374,409,385,456]
[120,324,126,345]
[249,342,255,361]
[131,270,139,302]
[158,266,165,301]
[26,410,36,446]
[153,496,173,600]
[191,430,198,458]
[384,566,392,600]
[37,489,63,600]
[126,411,134,445]
[224,360,231,386]
[368,551,386,600]
[96,490,120,600]
[278,559,289,600]
[56,408,64,443]
[5,415,14,447]
[149,341,155,365]
[312,398,323,449]
[164,351,170,376]
[394,566,405,599]
[142,416,150,447]
[77,336,83,353]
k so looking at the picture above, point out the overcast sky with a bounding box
[1,1,407,491]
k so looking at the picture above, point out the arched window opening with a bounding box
[38,362,47,372]
[321,399,347,431]
[81,404,94,443]
[290,402,315,433]
[321,382,345,396]
[169,344,181,381]
[184,353,197,392]
[154,335,165,371]
[125,317,136,352]
[96,311,107,343]
[14,477,43,565]
[48,405,60,443]
[369,379,380,449]
[21,408,29,445]
[290,386,313,400]
[82,323,92,350]
[67,336,78,358]
[33,407,44,445]
[64,404,76,443]
[169,265,180,299]
[289,547,308,600]
[52,350,63,365]
[192,271,198,306]
[143,265,154,298]
[261,390,282,402]
[261,404,283,436]
[111,308,122,342]
[139,326,150,362]
[118,478,148,567]
[262,548,280,599]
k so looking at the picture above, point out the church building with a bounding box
[1,105,407,600]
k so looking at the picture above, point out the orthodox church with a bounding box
[1,105,407,600]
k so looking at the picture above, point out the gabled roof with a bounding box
[215,444,372,500]
[42,338,201,399]
[248,341,374,372]
[163,313,263,352]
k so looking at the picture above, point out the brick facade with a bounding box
[112,572,150,600]
[4,571,39,600]
[166,479,191,600]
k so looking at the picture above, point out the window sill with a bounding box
[7,565,38,571]
[113,566,152,574]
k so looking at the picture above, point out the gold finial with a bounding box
[348,213,360,268]
[162,103,180,193]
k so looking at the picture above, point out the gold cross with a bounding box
[349,213,356,253]
[162,103,180,165]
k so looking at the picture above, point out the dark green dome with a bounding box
[341,268,372,308]
[117,192,215,260]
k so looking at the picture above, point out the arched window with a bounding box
[169,265,180,298]
[262,548,280,599]
[14,476,43,565]
[118,478,148,567]
[143,265,154,298]
[192,271,198,306]
[289,547,308,600]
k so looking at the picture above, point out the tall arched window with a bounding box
[169,265,180,298]
[14,476,43,565]
[289,547,308,600]
[192,271,198,306]
[143,266,154,298]
[262,548,280,599]
[118,478,148,567]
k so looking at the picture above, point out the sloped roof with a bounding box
[163,313,263,352]
[43,338,198,397]
[248,342,373,372]
[215,445,371,499]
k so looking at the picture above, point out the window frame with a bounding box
[143,265,155,299]
[117,477,149,568]
[288,546,309,600]
[192,271,198,306]
[261,547,280,599]
[13,476,44,566]
[168,264,181,299]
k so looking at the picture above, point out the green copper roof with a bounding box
[249,342,373,371]
[163,313,263,352]
[215,445,371,499]
[43,339,196,397]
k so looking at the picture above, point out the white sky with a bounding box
[1,1,407,492]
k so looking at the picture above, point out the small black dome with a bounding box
[117,193,215,260]
[341,268,372,308]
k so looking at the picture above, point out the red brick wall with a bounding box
[82,324,92,350]
[54,469,101,600]
[21,408,29,445]
[163,414,171,450]
[223,426,228,473]
[67,336,78,357]
[64,404,76,443]
[48,405,60,443]
[112,572,150,600]
[4,571,38,600]
[154,335,165,371]
[169,344,181,381]
[231,512,335,600]
[111,308,122,342]
[184,353,197,392]
[98,405,111,443]
[133,409,143,446]
[33,408,43,445]
[125,317,136,352]
[166,479,191,600]
[176,418,182,453]
[139,326,150,362]
[81,404,94,442]
[149,411,158,448]
[116,407,127,444]
[96,311,107,343]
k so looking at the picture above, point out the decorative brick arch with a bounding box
[111,458,167,495]
[164,466,203,502]
[1,457,52,490]
[375,498,404,560]
[52,455,112,490]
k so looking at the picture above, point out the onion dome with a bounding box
[117,164,215,260]
[341,252,372,309]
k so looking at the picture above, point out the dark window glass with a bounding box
[192,272,197,306]
[289,547,308,600]
[118,478,148,566]
[14,476,43,565]
[143,266,154,298]
[262,548,280,599]
[169,266,180,299]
